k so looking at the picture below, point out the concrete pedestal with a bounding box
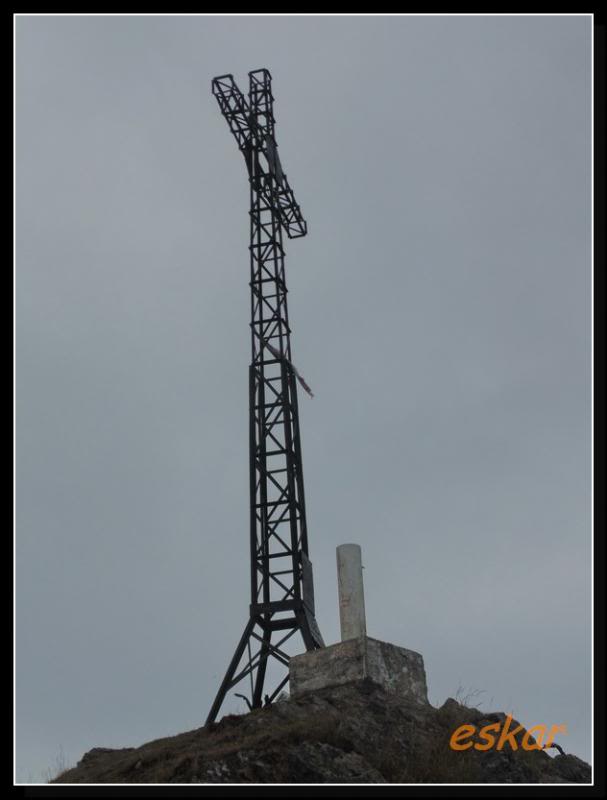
[290,636,429,705]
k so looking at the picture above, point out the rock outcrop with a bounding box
[53,680,591,784]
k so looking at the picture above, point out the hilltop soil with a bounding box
[53,680,591,784]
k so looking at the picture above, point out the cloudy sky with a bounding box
[15,14,592,781]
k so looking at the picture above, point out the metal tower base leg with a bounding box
[205,617,256,726]
[205,603,323,726]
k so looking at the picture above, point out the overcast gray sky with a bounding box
[16,14,592,782]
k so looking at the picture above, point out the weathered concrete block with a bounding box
[290,636,428,704]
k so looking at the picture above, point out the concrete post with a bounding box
[336,544,367,641]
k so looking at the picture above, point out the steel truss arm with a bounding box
[212,71,308,239]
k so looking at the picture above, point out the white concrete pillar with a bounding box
[336,544,367,641]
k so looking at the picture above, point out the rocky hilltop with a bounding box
[53,679,591,784]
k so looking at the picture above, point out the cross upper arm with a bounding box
[212,71,307,239]
[211,74,254,158]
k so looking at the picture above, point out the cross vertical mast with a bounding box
[206,69,323,726]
